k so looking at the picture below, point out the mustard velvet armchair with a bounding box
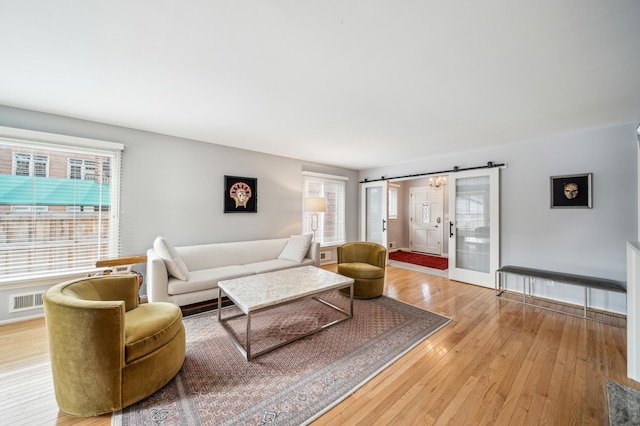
[337,242,387,299]
[43,274,186,417]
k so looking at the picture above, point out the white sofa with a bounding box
[146,236,320,306]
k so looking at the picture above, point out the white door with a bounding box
[448,168,500,288]
[360,181,388,249]
[410,186,443,255]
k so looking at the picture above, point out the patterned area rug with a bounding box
[389,250,448,270]
[607,380,640,425]
[113,292,451,425]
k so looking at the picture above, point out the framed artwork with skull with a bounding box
[550,173,592,208]
[224,175,257,213]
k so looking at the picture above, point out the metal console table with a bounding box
[495,265,626,326]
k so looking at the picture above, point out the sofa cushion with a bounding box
[154,236,189,281]
[278,234,313,262]
[124,302,183,363]
[245,258,315,275]
[167,265,251,295]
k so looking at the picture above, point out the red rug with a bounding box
[389,250,449,270]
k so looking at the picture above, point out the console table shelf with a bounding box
[95,254,147,269]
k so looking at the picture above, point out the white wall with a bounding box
[499,124,636,282]
[0,105,360,322]
[1,105,636,320]
[361,123,638,298]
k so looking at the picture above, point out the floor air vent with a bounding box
[10,291,45,313]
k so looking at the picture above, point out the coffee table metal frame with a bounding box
[217,267,354,361]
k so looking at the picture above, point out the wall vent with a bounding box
[9,291,45,313]
[320,250,332,261]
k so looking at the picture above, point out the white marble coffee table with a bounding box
[217,265,354,360]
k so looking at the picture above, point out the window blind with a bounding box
[0,128,123,281]
[302,172,347,246]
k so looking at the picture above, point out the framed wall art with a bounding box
[224,175,257,213]
[550,173,592,209]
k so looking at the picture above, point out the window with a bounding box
[101,161,111,183]
[13,153,48,177]
[68,158,96,180]
[302,172,347,246]
[388,185,399,220]
[0,127,124,281]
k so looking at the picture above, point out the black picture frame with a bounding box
[224,175,257,213]
[550,173,592,209]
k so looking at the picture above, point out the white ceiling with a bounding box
[1,1,639,170]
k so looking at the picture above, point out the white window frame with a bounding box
[12,152,49,177]
[68,158,97,180]
[0,126,124,283]
[302,171,348,247]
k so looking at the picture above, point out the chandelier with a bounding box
[429,176,446,189]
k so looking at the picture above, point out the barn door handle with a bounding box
[382,219,386,232]
[449,222,454,238]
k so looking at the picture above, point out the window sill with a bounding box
[0,268,99,291]
[319,242,344,249]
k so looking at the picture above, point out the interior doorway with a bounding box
[362,167,500,288]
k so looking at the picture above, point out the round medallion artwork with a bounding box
[229,181,252,208]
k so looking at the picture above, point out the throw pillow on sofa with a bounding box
[278,234,313,263]
[153,236,189,281]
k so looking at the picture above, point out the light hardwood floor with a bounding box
[1,264,637,425]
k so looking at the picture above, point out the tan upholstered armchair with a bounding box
[337,241,387,299]
[43,274,186,416]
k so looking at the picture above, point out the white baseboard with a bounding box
[0,312,44,326]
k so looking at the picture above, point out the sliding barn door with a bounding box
[448,168,500,288]
[360,181,388,249]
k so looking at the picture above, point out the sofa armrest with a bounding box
[308,241,320,267]
[146,248,171,303]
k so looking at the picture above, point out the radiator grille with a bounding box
[10,291,45,313]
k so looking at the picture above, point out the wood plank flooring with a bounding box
[0,264,637,425]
